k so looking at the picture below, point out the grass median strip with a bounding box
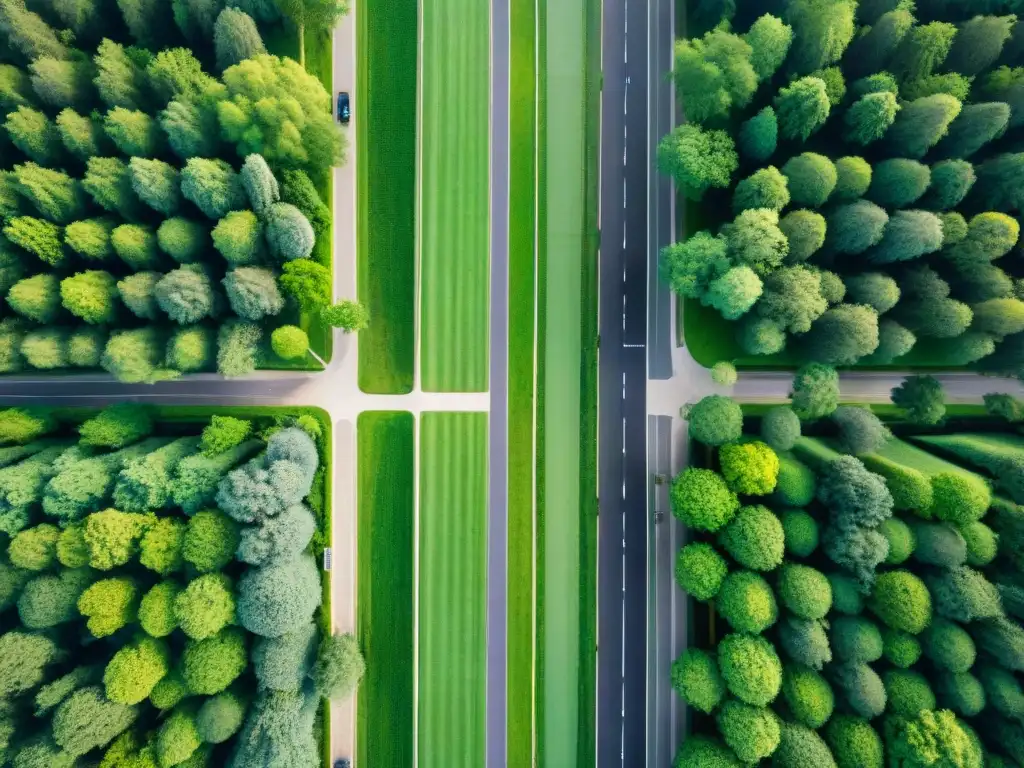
[356,0,417,393]
[420,0,491,392]
[418,412,489,766]
[357,412,415,767]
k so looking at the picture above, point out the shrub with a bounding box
[718,633,782,707]
[732,166,789,213]
[977,664,1024,721]
[778,616,831,670]
[197,690,245,744]
[883,669,936,720]
[830,662,886,719]
[223,267,284,321]
[869,570,931,634]
[173,572,235,640]
[779,210,825,264]
[780,509,818,558]
[831,616,883,663]
[710,361,737,386]
[882,628,921,669]
[719,441,778,495]
[782,664,833,729]
[716,700,779,764]
[779,564,831,620]
[737,316,786,356]
[671,648,724,714]
[51,686,136,758]
[236,554,321,638]
[716,570,777,634]
[669,468,738,532]
[156,705,201,767]
[671,734,740,768]
[150,672,187,710]
[833,157,872,201]
[885,94,961,159]
[961,521,998,567]
[212,210,264,267]
[182,628,248,694]
[718,504,784,572]
[928,566,1002,624]
[77,577,138,637]
[155,266,218,325]
[270,325,309,360]
[931,473,990,527]
[887,710,982,768]
[910,521,967,569]
[104,636,169,705]
[8,523,59,571]
[824,716,882,768]
[180,158,246,220]
[138,580,180,638]
[772,723,837,768]
[774,456,816,508]
[253,620,317,692]
[790,364,838,420]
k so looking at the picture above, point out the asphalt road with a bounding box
[486,0,511,762]
[597,0,653,763]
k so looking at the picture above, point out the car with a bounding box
[333,759,351,768]
[337,92,350,124]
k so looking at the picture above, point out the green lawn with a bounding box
[418,412,489,765]
[356,0,417,393]
[507,0,538,761]
[537,0,591,763]
[356,412,415,768]
[420,0,491,392]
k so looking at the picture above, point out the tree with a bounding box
[78,404,152,448]
[937,102,1011,161]
[29,57,93,112]
[703,266,762,319]
[12,163,86,225]
[789,363,838,419]
[737,107,777,162]
[659,231,729,299]
[104,107,165,157]
[116,0,176,48]
[280,169,329,236]
[744,13,792,80]
[779,210,825,263]
[155,265,218,324]
[167,325,215,372]
[946,14,1016,76]
[973,153,1024,212]
[843,92,898,145]
[845,5,915,78]
[270,325,309,360]
[116,272,160,319]
[721,208,788,276]
[56,109,110,160]
[93,39,150,111]
[279,259,331,311]
[892,375,945,424]
[0,0,68,63]
[889,21,957,82]
[845,273,900,314]
[885,94,961,158]
[671,29,756,123]
[217,319,262,376]
[102,327,179,384]
[832,407,891,455]
[832,156,872,202]
[896,296,973,339]
[756,265,827,333]
[239,154,278,216]
[946,212,1020,268]
[218,55,344,169]
[656,124,737,201]
[320,300,368,333]
[174,573,235,640]
[980,66,1024,128]
[850,71,898,99]
[0,63,33,113]
[826,201,888,255]
[782,153,836,208]
[972,298,1024,339]
[4,217,65,267]
[718,633,782,706]
[5,107,62,166]
[60,270,118,325]
[181,158,247,220]
[922,159,975,210]
[160,98,221,159]
[197,691,245,743]
[231,690,317,766]
[785,0,856,74]
[7,273,62,323]
[82,157,144,222]
[223,267,284,321]
[146,47,218,104]
[868,209,945,264]
[157,218,208,264]
[938,212,968,246]
[111,223,163,270]
[310,632,364,700]
[732,166,789,213]
[774,77,831,140]
[213,7,266,71]
[129,158,181,217]
[211,210,264,266]
[868,158,931,208]
[172,0,221,43]
[901,72,972,101]
[804,305,880,365]
[104,636,169,705]
[264,202,314,261]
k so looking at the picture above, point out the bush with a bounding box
[774,457,816,509]
[672,734,740,768]
[156,705,201,767]
[669,468,738,532]
[824,716,882,768]
[790,364,838,420]
[732,166,789,213]
[710,361,737,386]
[716,570,777,634]
[891,375,945,426]
[869,570,932,634]
[831,616,883,663]
[928,566,1002,624]
[782,664,833,728]
[182,627,248,694]
[778,616,831,670]
[887,710,982,768]
[138,580,180,638]
[719,441,779,495]
[961,521,998,567]
[166,325,215,372]
[832,156,872,201]
[51,686,136,758]
[977,664,1024,721]
[236,554,321,638]
[973,617,1024,672]
[212,210,264,267]
[910,521,967,568]
[197,691,245,745]
[772,722,837,768]
[673,543,726,601]
[882,628,921,669]
[868,158,931,208]
[718,505,785,572]
[685,395,742,447]
[8,523,59,571]
[936,671,986,717]
[716,700,780,764]
[670,648,724,714]
[780,509,818,557]
[174,573,235,640]
[782,154,839,208]
[738,107,777,162]
[270,325,308,360]
[150,671,187,710]
[779,564,831,620]
[103,636,169,705]
[217,320,262,377]
[77,577,138,637]
[829,662,886,719]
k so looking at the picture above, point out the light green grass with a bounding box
[356,0,416,393]
[418,412,489,765]
[420,0,491,392]
[537,0,588,762]
[507,0,537,760]
[873,437,988,479]
[356,412,415,768]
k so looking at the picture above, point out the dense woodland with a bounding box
[673,376,1024,767]
[662,0,1024,372]
[0,405,361,767]
[0,0,367,382]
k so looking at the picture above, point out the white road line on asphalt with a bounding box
[412,412,422,768]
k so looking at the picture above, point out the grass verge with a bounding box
[356,0,417,393]
[356,412,415,767]
[418,412,489,765]
[507,0,538,760]
[419,0,491,392]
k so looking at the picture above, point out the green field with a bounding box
[356,0,417,393]
[356,412,415,768]
[418,413,489,765]
[536,0,592,763]
[507,0,538,760]
[420,0,491,392]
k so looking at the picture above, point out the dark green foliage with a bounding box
[936,102,1010,159]
[253,619,316,692]
[657,124,737,201]
[826,201,888,255]
[773,455,816,508]
[780,509,819,557]
[844,92,898,145]
[779,615,832,670]
[824,716,882,768]
[160,98,221,159]
[804,304,880,365]
[929,566,1003,623]
[869,210,945,265]
[761,407,801,452]
[280,169,329,237]
[910,521,967,567]
[172,439,261,515]
[980,65,1024,128]
[832,407,891,455]
[831,616,883,663]
[715,700,780,765]
[311,632,364,701]
[774,76,831,140]
[922,160,975,211]
[895,296,972,339]
[868,159,931,208]
[869,570,932,634]
[885,93,961,158]
[732,166,789,213]
[716,570,778,633]
[962,521,998,566]
[213,7,265,71]
[936,672,986,717]
[755,265,827,333]
[832,156,872,201]
[280,258,331,310]
[977,663,1024,720]
[782,664,834,729]
[850,71,898,99]
[790,363,839,420]
[778,210,825,264]
[946,14,1016,75]
[891,375,945,425]
[972,152,1024,212]
[882,628,921,668]
[889,20,956,82]
[685,396,743,447]
[829,662,886,719]
[922,617,976,672]
[738,107,777,162]
[846,6,914,78]
[157,218,208,264]
[880,518,915,564]
[782,153,836,207]
[28,57,93,111]
[973,617,1024,672]
[882,669,935,718]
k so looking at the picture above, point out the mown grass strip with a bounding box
[418,412,489,766]
[356,0,416,393]
[507,0,538,760]
[356,412,415,768]
[420,0,491,392]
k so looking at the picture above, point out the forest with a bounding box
[662,0,1024,372]
[0,0,367,382]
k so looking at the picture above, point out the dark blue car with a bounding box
[337,92,350,124]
